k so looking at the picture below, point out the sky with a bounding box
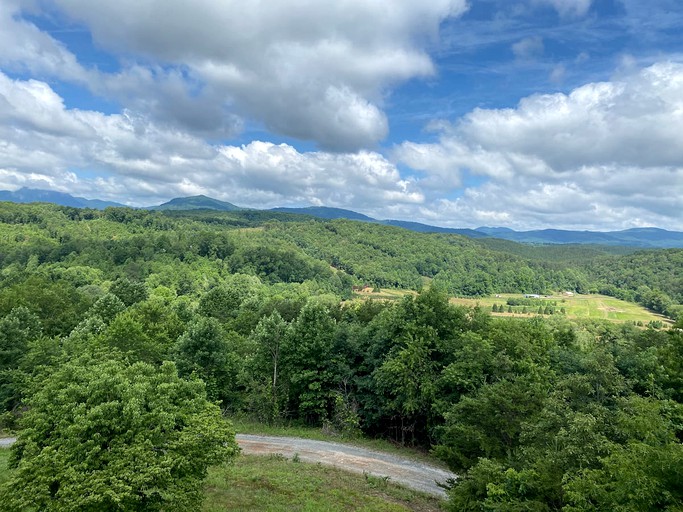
[0,0,682,230]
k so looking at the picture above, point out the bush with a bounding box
[0,358,239,511]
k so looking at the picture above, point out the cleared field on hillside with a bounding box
[450,293,671,325]
[352,288,416,300]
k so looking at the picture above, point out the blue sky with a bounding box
[0,0,682,230]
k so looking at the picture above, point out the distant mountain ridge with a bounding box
[270,206,374,221]
[381,219,487,238]
[0,187,125,209]
[1,188,681,248]
[475,226,683,248]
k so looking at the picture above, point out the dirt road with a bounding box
[237,434,455,497]
[0,434,455,497]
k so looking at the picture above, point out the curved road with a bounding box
[0,434,455,497]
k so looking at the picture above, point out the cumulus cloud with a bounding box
[3,0,468,150]
[394,62,683,230]
[0,1,88,82]
[0,71,422,209]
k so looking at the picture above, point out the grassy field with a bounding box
[352,288,670,326]
[352,288,416,301]
[449,293,672,325]
[0,448,442,511]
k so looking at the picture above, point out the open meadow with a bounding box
[351,288,671,326]
[449,293,672,325]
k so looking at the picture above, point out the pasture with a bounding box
[449,293,672,325]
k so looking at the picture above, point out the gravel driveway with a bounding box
[237,434,455,497]
[0,434,455,497]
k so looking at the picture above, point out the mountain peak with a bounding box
[151,195,241,211]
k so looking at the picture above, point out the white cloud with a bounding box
[460,62,683,170]
[0,2,88,83]
[0,71,422,209]
[4,0,468,150]
[394,62,683,230]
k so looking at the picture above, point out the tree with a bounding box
[0,307,43,412]
[198,274,261,323]
[245,311,288,423]
[87,293,126,324]
[374,326,439,445]
[0,307,42,372]
[172,317,241,404]
[109,277,148,307]
[435,375,547,472]
[282,300,338,424]
[1,358,239,512]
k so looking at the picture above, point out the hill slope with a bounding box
[1,189,681,248]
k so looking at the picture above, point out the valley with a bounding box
[0,202,680,511]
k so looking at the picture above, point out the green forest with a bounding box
[0,202,681,510]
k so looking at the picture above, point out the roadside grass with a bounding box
[0,448,10,486]
[204,454,443,512]
[0,448,443,511]
[230,417,446,468]
[449,293,672,326]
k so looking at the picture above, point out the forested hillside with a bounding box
[0,202,681,510]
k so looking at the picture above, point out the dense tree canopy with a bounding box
[0,202,681,510]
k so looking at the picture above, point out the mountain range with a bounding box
[1,187,682,248]
[0,187,125,209]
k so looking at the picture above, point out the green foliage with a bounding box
[0,307,42,369]
[172,317,242,404]
[0,202,681,510]
[110,277,149,306]
[374,328,439,445]
[229,245,331,283]
[0,358,239,511]
[198,274,262,322]
[0,276,91,336]
[97,299,184,364]
[243,311,289,423]
[87,292,126,324]
[282,301,339,424]
[0,307,42,410]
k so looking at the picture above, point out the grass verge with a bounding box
[0,448,10,487]
[0,449,444,511]
[204,454,443,512]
